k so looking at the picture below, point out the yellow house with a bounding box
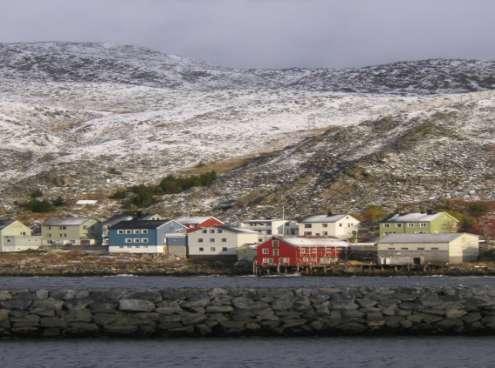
[0,219,42,252]
[42,217,101,246]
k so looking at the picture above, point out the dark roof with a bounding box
[0,219,15,230]
[102,214,134,226]
[109,220,168,230]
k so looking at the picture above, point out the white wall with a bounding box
[298,216,360,239]
[188,228,258,256]
[108,245,166,254]
[0,236,42,252]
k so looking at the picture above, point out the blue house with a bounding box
[108,219,188,255]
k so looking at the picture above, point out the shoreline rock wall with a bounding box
[1,287,495,337]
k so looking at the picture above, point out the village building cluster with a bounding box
[0,211,481,271]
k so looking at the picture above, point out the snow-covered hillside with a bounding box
[0,42,494,215]
[2,42,495,93]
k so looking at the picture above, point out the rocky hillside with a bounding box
[148,91,495,220]
[0,42,494,218]
[2,42,495,93]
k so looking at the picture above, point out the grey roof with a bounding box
[221,225,258,234]
[301,214,347,223]
[175,216,219,225]
[385,212,456,223]
[43,217,91,226]
[102,214,134,227]
[282,236,350,248]
[110,220,168,230]
[0,219,15,231]
[379,233,475,244]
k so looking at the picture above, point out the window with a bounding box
[322,224,328,228]
[267,230,272,235]
[125,238,132,244]
[401,247,409,250]
[407,223,414,228]
[210,247,216,252]
[273,249,279,256]
[199,247,204,252]
[222,247,228,252]
[209,238,215,243]
[263,258,273,264]
[222,238,227,242]
[125,230,132,234]
[417,247,425,250]
[209,229,215,233]
[323,232,328,236]
[262,248,269,255]
[339,223,342,227]
[117,230,124,235]
[198,238,204,243]
[133,230,140,234]
[217,229,223,233]
[202,229,207,234]
[384,224,390,228]
[142,229,149,234]
[397,224,402,228]
[134,238,141,243]
[304,224,312,228]
[431,247,439,250]
[304,232,312,236]
[388,247,396,250]
[142,238,149,243]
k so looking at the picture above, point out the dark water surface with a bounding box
[1,275,495,289]
[0,337,494,368]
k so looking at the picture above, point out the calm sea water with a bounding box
[0,337,494,368]
[1,275,495,289]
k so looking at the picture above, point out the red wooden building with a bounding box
[174,216,224,233]
[256,236,350,269]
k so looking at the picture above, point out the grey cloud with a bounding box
[0,0,494,68]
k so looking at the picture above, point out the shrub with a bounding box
[24,198,53,213]
[359,205,388,223]
[30,189,43,198]
[110,189,128,200]
[51,196,65,207]
[126,185,156,208]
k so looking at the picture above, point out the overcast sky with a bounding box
[1,0,494,68]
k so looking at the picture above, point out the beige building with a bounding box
[299,214,360,240]
[42,217,101,246]
[0,219,42,252]
[377,233,479,265]
[188,225,258,257]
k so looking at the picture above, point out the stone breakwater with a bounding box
[2,287,495,337]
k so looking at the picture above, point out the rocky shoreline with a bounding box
[2,286,495,338]
[2,251,495,277]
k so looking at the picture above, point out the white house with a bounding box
[240,219,298,243]
[188,225,259,258]
[298,214,360,240]
[377,233,480,265]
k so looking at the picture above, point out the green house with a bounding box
[379,212,459,238]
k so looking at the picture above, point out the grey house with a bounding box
[161,220,188,258]
[377,233,479,265]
